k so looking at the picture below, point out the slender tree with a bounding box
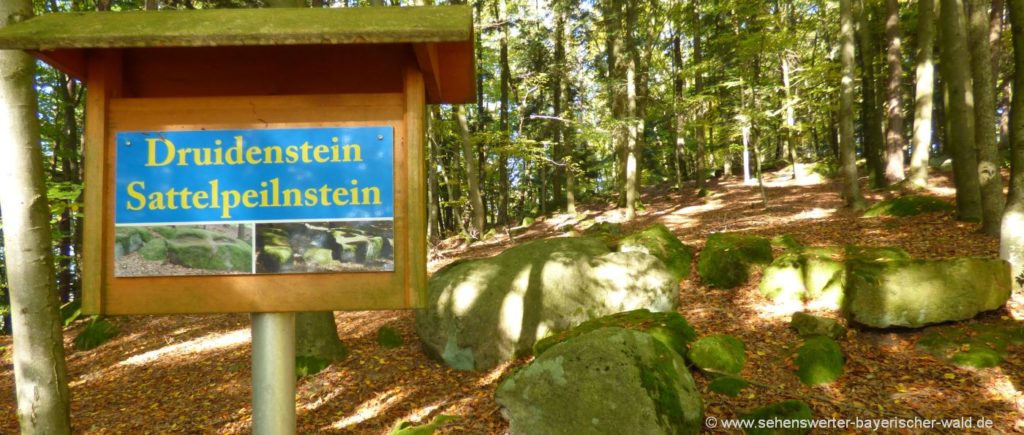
[857,0,887,187]
[1005,0,1024,289]
[883,0,906,183]
[909,0,935,187]
[0,0,72,432]
[841,0,867,210]
[456,105,485,235]
[969,0,1005,235]
[941,0,984,222]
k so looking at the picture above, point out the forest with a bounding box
[0,0,1022,433]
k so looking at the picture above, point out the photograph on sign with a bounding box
[113,126,394,277]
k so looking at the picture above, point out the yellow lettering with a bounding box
[332,187,349,205]
[343,144,362,162]
[304,188,318,205]
[285,146,299,163]
[314,144,330,163]
[221,190,240,218]
[145,138,176,167]
[362,186,381,205]
[242,190,259,208]
[126,181,146,210]
[193,190,209,209]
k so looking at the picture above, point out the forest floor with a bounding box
[1,167,1022,434]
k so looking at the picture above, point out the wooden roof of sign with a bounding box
[0,5,474,103]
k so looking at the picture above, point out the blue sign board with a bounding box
[115,126,394,225]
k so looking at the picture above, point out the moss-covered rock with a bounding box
[260,245,294,270]
[697,233,773,289]
[618,224,694,281]
[114,227,153,258]
[582,221,624,243]
[916,322,1024,368]
[303,248,335,266]
[759,245,908,310]
[739,400,813,435]
[790,312,846,339]
[771,234,803,251]
[138,238,167,261]
[415,237,679,371]
[495,327,703,435]
[863,195,954,217]
[533,309,698,359]
[845,257,1012,328]
[165,229,252,272]
[794,336,844,385]
[687,334,746,375]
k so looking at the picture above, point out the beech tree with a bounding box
[0,0,72,432]
[1006,0,1024,290]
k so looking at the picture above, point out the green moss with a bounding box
[687,334,746,375]
[618,224,694,281]
[150,226,178,239]
[790,312,846,339]
[863,195,954,217]
[795,336,844,385]
[0,6,473,50]
[708,375,749,397]
[74,317,118,351]
[263,245,293,265]
[377,326,404,348]
[258,227,291,247]
[845,257,1011,328]
[740,400,813,435]
[295,355,332,378]
[916,323,1022,368]
[699,233,773,289]
[388,415,459,435]
[533,309,698,359]
[138,238,167,261]
[771,235,803,251]
[166,235,252,272]
[635,335,695,431]
[114,227,153,256]
[844,245,911,262]
[303,248,335,266]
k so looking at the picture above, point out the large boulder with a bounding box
[618,224,694,281]
[533,309,697,359]
[697,233,773,289]
[759,246,909,310]
[165,228,251,272]
[114,227,153,258]
[862,195,954,218]
[416,237,679,370]
[496,327,703,435]
[845,257,1012,328]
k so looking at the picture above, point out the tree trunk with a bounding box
[969,0,1005,235]
[781,52,799,179]
[551,8,566,212]
[909,0,935,187]
[1005,0,1024,290]
[941,0,984,222]
[295,312,347,363]
[456,105,485,236]
[426,108,440,241]
[0,1,72,432]
[672,31,688,190]
[693,7,707,194]
[841,0,867,210]
[496,0,511,226]
[883,0,906,183]
[857,0,887,187]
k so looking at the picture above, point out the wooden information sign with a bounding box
[0,5,475,315]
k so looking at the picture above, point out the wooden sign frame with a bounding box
[82,58,427,315]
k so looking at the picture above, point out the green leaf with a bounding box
[73,317,118,351]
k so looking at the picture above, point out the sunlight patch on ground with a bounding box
[476,360,515,388]
[923,185,957,197]
[396,400,446,426]
[748,299,803,322]
[792,207,836,221]
[119,328,250,367]
[327,387,407,430]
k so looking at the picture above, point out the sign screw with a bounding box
[125,140,132,147]
[377,135,384,141]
